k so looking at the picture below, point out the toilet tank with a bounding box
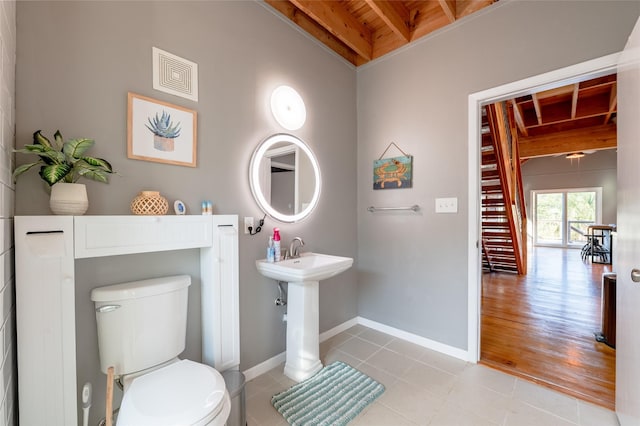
[91,275,191,375]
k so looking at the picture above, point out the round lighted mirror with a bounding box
[249,134,321,223]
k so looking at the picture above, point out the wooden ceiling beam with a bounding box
[456,0,495,19]
[604,83,617,124]
[518,125,617,159]
[365,0,411,42]
[289,0,373,61]
[438,0,456,23]
[265,0,358,65]
[571,83,579,119]
[537,85,575,100]
[510,99,528,137]
[523,96,612,130]
[531,93,542,125]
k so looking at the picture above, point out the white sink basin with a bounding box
[256,252,353,282]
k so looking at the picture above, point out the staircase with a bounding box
[481,103,527,274]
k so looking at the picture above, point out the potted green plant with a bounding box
[13,130,114,215]
[146,110,181,152]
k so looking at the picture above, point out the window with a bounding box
[532,188,602,247]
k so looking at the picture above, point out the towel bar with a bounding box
[367,205,420,213]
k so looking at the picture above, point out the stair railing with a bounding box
[486,102,527,274]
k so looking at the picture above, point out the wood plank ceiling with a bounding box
[510,74,617,159]
[264,0,497,66]
[263,1,617,159]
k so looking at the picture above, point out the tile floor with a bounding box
[245,325,619,426]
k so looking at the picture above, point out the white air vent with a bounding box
[152,47,198,102]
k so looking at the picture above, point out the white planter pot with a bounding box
[50,183,89,215]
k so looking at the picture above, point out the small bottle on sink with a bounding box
[267,236,275,263]
[273,228,281,262]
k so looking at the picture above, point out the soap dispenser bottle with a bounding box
[273,228,281,261]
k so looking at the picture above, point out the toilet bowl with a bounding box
[117,360,230,426]
[91,275,231,426]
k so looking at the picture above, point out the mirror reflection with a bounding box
[250,134,321,223]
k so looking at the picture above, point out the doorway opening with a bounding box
[467,54,620,409]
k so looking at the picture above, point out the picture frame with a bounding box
[373,155,413,190]
[127,92,197,167]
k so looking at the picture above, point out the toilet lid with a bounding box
[117,359,227,426]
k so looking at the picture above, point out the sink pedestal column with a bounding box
[283,280,323,382]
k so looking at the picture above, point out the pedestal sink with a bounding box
[256,252,353,382]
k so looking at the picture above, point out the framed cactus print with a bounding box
[127,92,197,167]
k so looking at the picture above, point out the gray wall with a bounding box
[356,1,639,350]
[522,149,618,226]
[15,2,357,421]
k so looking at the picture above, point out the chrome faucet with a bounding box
[289,237,305,259]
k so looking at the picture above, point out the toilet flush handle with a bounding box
[96,305,121,313]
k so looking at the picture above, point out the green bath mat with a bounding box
[271,361,385,426]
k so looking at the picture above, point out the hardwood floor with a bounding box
[481,246,615,409]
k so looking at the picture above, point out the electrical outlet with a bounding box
[244,217,254,234]
[435,197,458,213]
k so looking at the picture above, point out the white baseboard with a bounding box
[242,318,358,381]
[243,352,286,382]
[242,316,471,381]
[319,317,359,342]
[356,316,471,362]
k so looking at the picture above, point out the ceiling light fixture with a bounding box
[566,152,585,159]
[270,85,306,130]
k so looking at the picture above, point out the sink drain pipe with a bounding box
[275,281,287,306]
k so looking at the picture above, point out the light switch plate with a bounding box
[435,197,458,213]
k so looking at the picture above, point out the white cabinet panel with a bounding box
[202,216,240,371]
[74,215,213,258]
[15,216,77,426]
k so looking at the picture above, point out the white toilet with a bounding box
[91,275,231,426]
